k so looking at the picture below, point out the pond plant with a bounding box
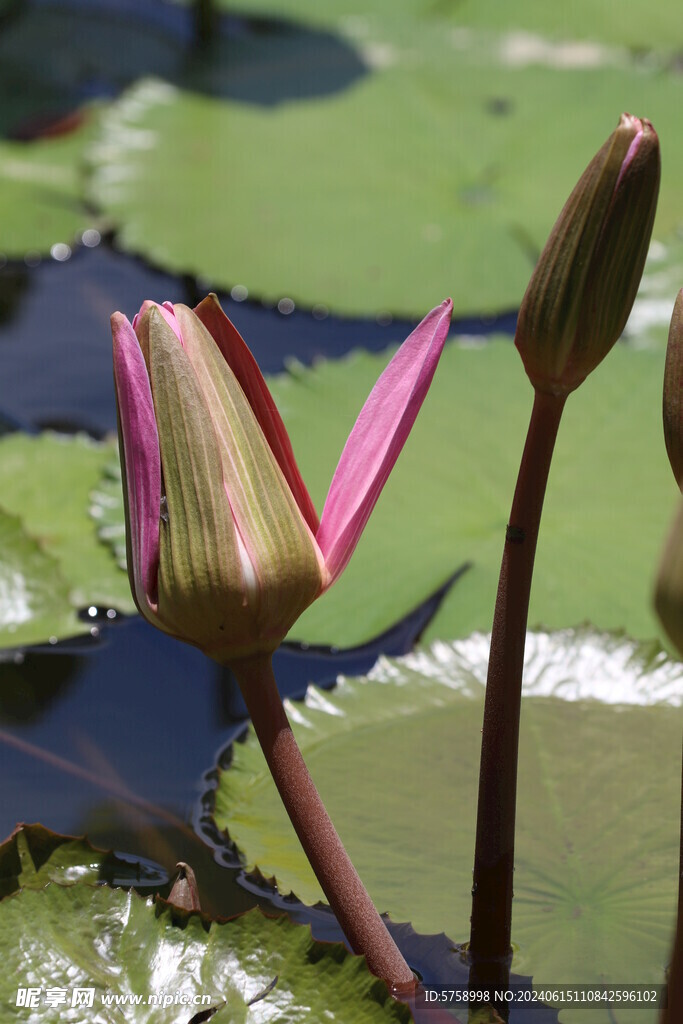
[0,100,677,1021]
[105,110,678,1021]
[468,112,660,991]
[111,292,452,988]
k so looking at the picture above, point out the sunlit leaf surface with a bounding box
[87,4,683,317]
[0,111,102,257]
[0,508,76,647]
[210,631,681,1021]
[0,882,410,1022]
[205,0,683,49]
[90,457,127,572]
[273,338,677,649]
[0,824,166,899]
[0,433,135,648]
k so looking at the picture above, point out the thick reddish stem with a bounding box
[231,654,415,992]
[469,389,566,968]
[663,739,683,1022]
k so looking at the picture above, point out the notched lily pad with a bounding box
[0,823,167,900]
[0,882,411,1022]
[206,629,681,1014]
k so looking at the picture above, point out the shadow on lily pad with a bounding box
[0,0,368,138]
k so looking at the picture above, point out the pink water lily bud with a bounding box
[515,113,660,396]
[112,294,452,665]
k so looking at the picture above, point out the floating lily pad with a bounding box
[87,17,683,318]
[435,0,683,52]
[0,432,135,648]
[174,0,683,51]
[0,507,77,647]
[0,109,103,258]
[0,823,166,900]
[273,338,677,649]
[0,881,410,1023]
[91,338,678,651]
[90,457,127,571]
[0,0,201,257]
[624,233,683,351]
[209,631,681,1016]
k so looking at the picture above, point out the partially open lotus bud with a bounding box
[111,294,451,666]
[516,113,660,396]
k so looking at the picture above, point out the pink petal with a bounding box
[316,299,452,586]
[194,294,320,534]
[111,312,162,613]
[133,300,183,344]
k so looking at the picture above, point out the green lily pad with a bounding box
[0,506,77,647]
[212,0,683,51]
[91,338,678,651]
[0,0,206,258]
[434,0,683,52]
[89,457,127,572]
[87,16,683,318]
[0,432,135,648]
[210,631,681,1017]
[0,882,410,1023]
[0,109,103,258]
[273,338,678,649]
[624,233,683,351]
[0,823,166,900]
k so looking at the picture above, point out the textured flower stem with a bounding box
[231,655,415,991]
[469,389,566,972]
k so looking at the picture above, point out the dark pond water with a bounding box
[0,239,516,436]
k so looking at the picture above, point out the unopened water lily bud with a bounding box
[516,113,660,396]
[663,290,683,489]
[111,294,452,666]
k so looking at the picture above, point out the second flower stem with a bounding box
[469,388,566,966]
[231,654,415,991]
